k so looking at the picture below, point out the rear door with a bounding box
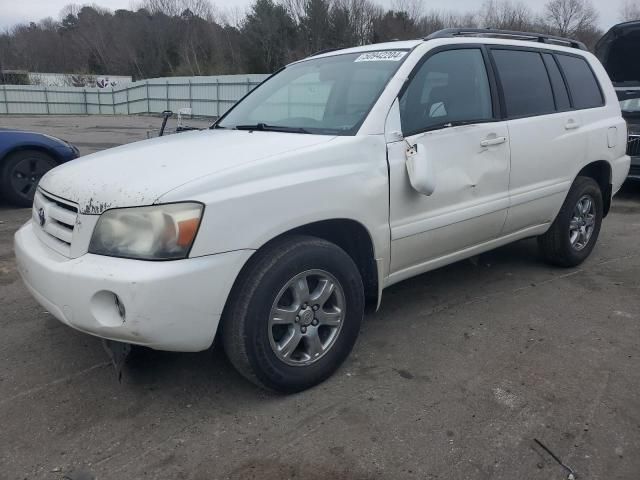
[490,47,586,234]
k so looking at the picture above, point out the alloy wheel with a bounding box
[569,194,596,251]
[268,269,346,366]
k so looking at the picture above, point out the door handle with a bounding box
[565,119,580,130]
[480,136,506,147]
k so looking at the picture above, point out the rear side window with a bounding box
[542,53,571,111]
[556,54,604,109]
[492,49,555,118]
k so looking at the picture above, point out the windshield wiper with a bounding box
[234,123,311,134]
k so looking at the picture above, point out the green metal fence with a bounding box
[0,75,269,117]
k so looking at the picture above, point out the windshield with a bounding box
[216,50,409,135]
[618,90,640,114]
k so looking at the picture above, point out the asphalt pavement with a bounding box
[1,115,639,480]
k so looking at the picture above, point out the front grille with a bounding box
[628,134,640,157]
[33,189,78,255]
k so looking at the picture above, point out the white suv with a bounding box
[14,29,630,392]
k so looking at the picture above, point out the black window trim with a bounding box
[541,52,572,113]
[398,44,502,137]
[553,51,606,111]
[548,53,575,109]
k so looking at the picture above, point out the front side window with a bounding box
[556,54,604,110]
[399,49,493,136]
[492,49,555,118]
[217,51,408,135]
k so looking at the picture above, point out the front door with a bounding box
[387,47,511,280]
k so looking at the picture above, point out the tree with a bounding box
[373,10,420,42]
[620,0,640,20]
[240,0,297,73]
[0,0,608,77]
[299,0,332,55]
[479,0,533,31]
[544,0,598,37]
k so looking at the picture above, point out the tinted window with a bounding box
[556,54,604,109]
[399,49,493,135]
[542,53,571,111]
[492,49,555,118]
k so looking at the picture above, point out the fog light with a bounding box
[91,291,127,327]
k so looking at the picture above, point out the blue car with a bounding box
[0,128,79,207]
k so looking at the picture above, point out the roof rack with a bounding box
[425,28,588,51]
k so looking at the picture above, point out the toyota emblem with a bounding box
[38,207,46,227]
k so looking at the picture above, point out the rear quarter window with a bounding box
[556,54,604,110]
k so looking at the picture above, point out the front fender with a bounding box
[159,135,391,266]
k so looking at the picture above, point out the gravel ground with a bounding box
[1,115,639,480]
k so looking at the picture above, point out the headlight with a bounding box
[89,203,203,260]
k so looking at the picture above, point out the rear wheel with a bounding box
[222,235,364,393]
[1,150,57,207]
[538,176,603,267]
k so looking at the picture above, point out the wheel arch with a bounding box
[576,160,612,217]
[230,218,380,313]
[0,145,63,168]
[286,219,378,309]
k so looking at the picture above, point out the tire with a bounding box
[1,150,57,207]
[222,235,364,393]
[538,176,603,267]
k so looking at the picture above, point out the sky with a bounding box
[0,0,626,31]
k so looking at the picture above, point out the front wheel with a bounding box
[538,176,603,267]
[222,235,364,393]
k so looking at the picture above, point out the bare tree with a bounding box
[391,0,423,23]
[138,0,214,19]
[348,0,380,44]
[0,0,609,77]
[479,0,533,31]
[544,0,598,37]
[282,0,308,24]
[620,0,640,20]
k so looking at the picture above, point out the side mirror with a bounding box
[159,110,173,137]
[405,143,436,196]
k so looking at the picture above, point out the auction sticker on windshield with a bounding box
[355,51,407,62]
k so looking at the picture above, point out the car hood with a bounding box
[39,129,335,214]
[596,20,640,87]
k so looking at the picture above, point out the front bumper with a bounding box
[15,221,252,351]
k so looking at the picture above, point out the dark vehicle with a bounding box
[0,129,79,206]
[596,20,640,180]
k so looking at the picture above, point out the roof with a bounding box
[296,29,590,66]
[303,40,423,61]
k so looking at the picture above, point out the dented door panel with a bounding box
[388,122,511,275]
